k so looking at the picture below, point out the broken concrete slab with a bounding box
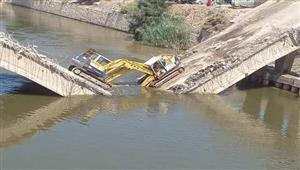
[161,0,300,94]
[0,33,112,96]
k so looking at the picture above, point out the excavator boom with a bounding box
[103,59,154,83]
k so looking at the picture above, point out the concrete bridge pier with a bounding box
[275,51,298,74]
[260,50,300,94]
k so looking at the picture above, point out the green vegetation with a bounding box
[122,0,191,49]
[134,15,191,49]
[120,1,139,14]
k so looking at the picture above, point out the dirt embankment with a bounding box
[169,4,250,45]
[81,0,133,10]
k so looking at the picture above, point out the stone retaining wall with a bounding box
[9,0,131,32]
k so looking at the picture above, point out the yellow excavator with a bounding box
[68,49,184,89]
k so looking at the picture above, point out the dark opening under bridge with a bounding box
[0,0,299,96]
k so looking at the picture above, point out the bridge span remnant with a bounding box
[0,33,111,96]
[161,0,300,94]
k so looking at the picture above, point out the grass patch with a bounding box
[124,0,192,49]
[120,1,139,14]
[135,15,191,49]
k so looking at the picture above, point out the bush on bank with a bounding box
[135,15,191,49]
[122,0,192,49]
[120,0,139,15]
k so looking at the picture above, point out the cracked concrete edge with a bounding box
[170,28,300,94]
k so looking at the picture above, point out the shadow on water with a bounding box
[13,82,59,96]
[0,73,59,96]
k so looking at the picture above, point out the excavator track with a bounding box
[71,67,112,90]
[151,67,184,88]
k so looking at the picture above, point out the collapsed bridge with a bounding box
[161,0,300,94]
[0,0,299,96]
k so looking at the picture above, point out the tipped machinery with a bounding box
[68,49,184,90]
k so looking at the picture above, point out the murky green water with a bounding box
[0,4,299,169]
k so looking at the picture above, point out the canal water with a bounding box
[0,4,299,169]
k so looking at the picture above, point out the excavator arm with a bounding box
[102,59,155,83]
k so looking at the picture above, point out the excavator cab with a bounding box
[147,55,180,76]
[69,49,112,78]
[137,55,183,87]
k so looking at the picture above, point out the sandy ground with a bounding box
[61,0,133,11]
[69,0,134,8]
[169,4,249,43]
[292,57,300,75]
[94,0,134,8]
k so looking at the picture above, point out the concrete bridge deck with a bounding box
[162,0,300,94]
[0,33,111,96]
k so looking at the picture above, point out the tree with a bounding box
[130,0,167,37]
[125,0,191,49]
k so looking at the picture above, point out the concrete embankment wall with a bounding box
[8,0,130,32]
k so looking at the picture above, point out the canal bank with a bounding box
[6,0,247,48]
[7,0,131,32]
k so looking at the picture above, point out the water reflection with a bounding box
[0,89,299,168]
[242,88,299,138]
[183,89,299,169]
[1,88,299,149]
[185,88,299,141]
[0,95,86,148]
[0,89,174,148]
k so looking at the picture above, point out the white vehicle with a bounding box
[231,0,265,8]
